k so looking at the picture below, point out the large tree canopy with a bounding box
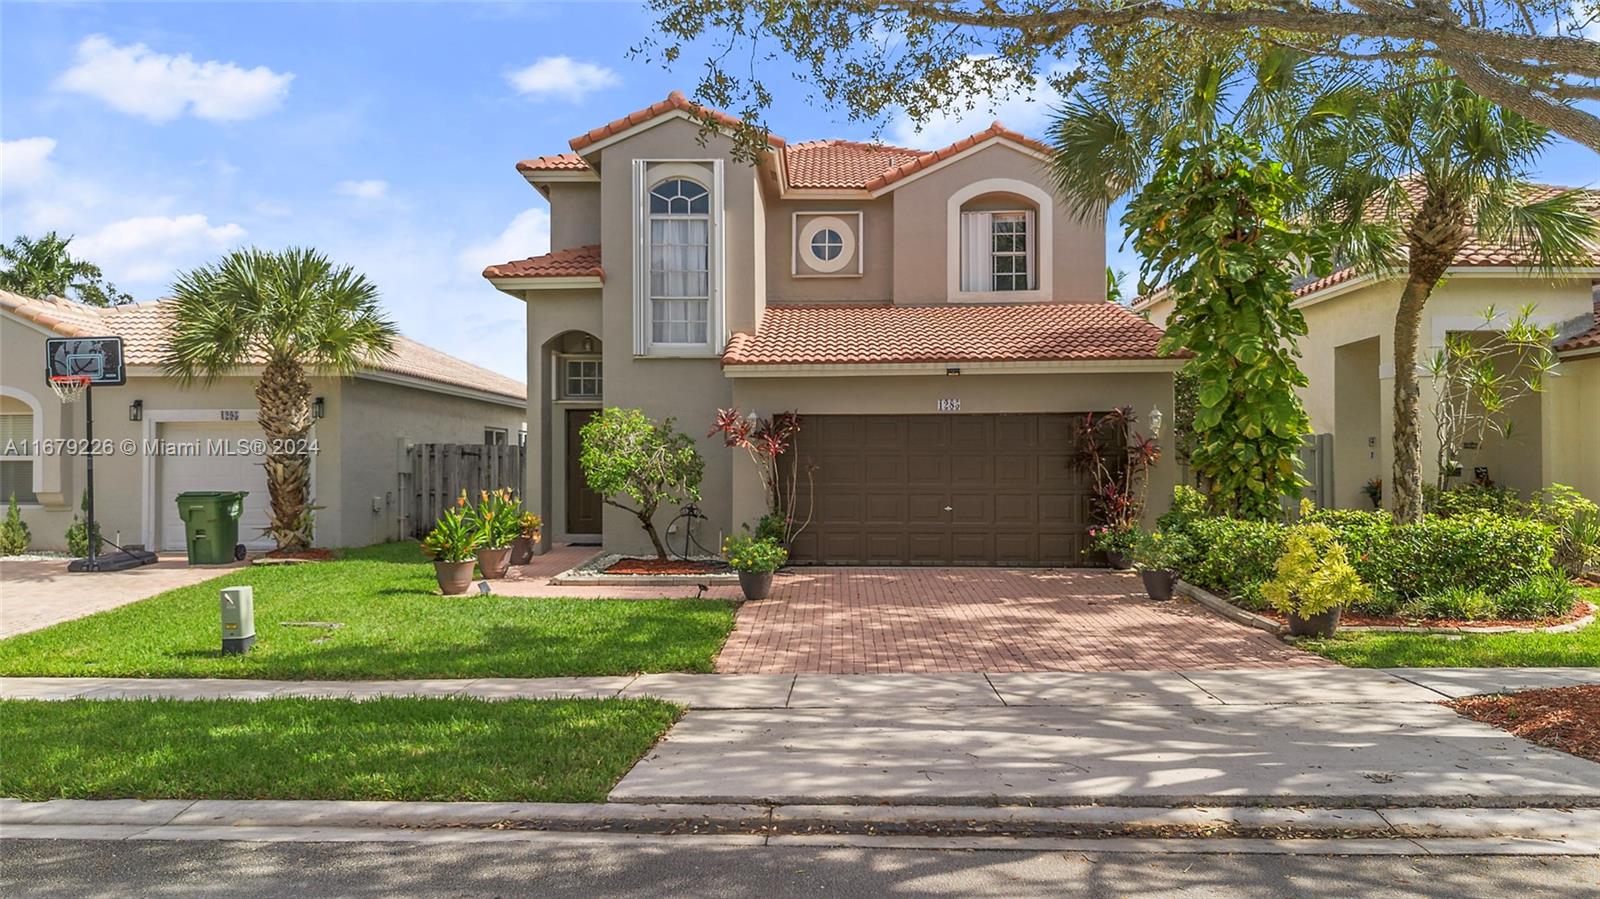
[643,0,1600,153]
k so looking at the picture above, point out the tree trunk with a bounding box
[638,509,669,560]
[1392,193,1469,524]
[255,357,314,552]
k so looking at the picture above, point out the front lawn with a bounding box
[0,697,679,802]
[0,542,735,679]
[1301,588,1600,668]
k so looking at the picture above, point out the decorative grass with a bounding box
[0,542,735,679]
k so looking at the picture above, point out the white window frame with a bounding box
[632,159,725,357]
[557,355,603,401]
[0,387,44,506]
[791,210,864,278]
[484,427,509,446]
[947,178,1054,302]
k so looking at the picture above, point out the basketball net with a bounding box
[50,375,91,404]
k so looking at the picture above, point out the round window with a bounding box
[810,229,843,261]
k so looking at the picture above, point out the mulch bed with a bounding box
[1257,600,1593,630]
[603,558,731,576]
[1449,686,1600,763]
[262,548,337,562]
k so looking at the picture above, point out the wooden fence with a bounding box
[402,443,526,538]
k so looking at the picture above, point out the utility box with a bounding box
[220,586,255,654]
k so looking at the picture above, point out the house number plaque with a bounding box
[936,398,960,412]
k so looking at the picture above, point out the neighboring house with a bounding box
[485,91,1180,565]
[1,290,526,552]
[1135,195,1600,508]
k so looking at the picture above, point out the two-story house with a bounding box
[486,92,1180,566]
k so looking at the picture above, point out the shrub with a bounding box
[0,494,29,555]
[1530,484,1600,577]
[420,495,484,563]
[1128,529,1194,571]
[1359,514,1557,601]
[1181,517,1286,609]
[1494,572,1578,620]
[1088,522,1139,557]
[722,533,788,573]
[470,488,523,550]
[65,490,100,558]
[1261,523,1373,619]
[1423,483,1527,518]
[1156,485,1208,534]
[1402,587,1497,621]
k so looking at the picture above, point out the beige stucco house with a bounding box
[1135,228,1600,508]
[486,92,1181,565]
[1,290,526,552]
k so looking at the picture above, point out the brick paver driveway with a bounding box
[716,567,1328,673]
[0,556,248,639]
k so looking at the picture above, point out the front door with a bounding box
[566,409,603,535]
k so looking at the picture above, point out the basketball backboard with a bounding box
[45,337,126,387]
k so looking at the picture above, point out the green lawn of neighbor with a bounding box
[1302,587,1600,668]
[0,542,735,679]
[0,697,679,802]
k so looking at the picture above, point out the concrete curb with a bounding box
[1174,581,1285,634]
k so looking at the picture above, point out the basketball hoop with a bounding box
[50,375,91,404]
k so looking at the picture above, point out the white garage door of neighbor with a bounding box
[158,420,275,552]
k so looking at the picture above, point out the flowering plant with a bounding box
[722,533,788,573]
[1088,522,1139,557]
[471,488,523,550]
[518,511,543,541]
[421,497,484,563]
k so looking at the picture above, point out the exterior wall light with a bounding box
[1149,406,1163,438]
[946,367,961,377]
[313,397,326,420]
[128,399,143,422]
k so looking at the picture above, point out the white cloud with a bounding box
[0,137,57,192]
[887,58,1065,148]
[506,56,620,102]
[337,179,389,200]
[457,208,550,277]
[56,34,293,122]
[74,214,247,282]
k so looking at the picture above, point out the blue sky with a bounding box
[3,2,1597,381]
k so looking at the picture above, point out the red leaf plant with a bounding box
[1073,406,1161,539]
[710,408,815,544]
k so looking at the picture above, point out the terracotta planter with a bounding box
[1140,568,1176,601]
[1287,607,1342,638]
[1105,551,1132,570]
[434,560,476,595]
[738,570,775,601]
[476,546,512,579]
[510,535,537,566]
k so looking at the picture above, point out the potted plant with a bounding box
[1089,523,1138,569]
[511,511,542,565]
[471,488,522,579]
[1129,529,1192,601]
[421,501,484,595]
[723,533,788,601]
[1261,521,1374,637]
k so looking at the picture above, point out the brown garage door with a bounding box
[786,414,1094,566]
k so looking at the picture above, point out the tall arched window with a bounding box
[648,178,710,345]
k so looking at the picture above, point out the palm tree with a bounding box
[0,232,131,306]
[1316,68,1597,522]
[162,248,396,552]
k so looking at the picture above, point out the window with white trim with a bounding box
[648,178,711,345]
[0,411,37,504]
[960,209,1036,292]
[561,358,602,399]
[484,427,508,446]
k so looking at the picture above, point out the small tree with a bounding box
[710,407,813,544]
[0,493,30,555]
[1426,305,1557,490]
[580,408,704,560]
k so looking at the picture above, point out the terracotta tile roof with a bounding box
[482,244,603,281]
[516,153,591,173]
[1556,298,1600,354]
[722,302,1178,366]
[1,289,525,401]
[570,90,786,152]
[860,121,1052,192]
[783,140,928,190]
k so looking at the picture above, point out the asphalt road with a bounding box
[4,839,1597,898]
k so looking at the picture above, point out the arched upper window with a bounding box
[647,178,711,345]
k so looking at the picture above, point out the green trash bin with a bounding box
[175,491,249,565]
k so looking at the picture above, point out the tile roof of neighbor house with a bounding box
[722,302,1178,366]
[0,290,526,401]
[481,244,603,281]
[1556,298,1600,354]
[521,93,1050,193]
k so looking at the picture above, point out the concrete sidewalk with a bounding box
[5,667,1598,706]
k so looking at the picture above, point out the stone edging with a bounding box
[547,551,740,587]
[1174,580,1594,636]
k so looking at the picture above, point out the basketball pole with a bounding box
[83,383,98,572]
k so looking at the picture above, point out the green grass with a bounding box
[0,697,679,802]
[0,542,735,679]
[1301,587,1600,668]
